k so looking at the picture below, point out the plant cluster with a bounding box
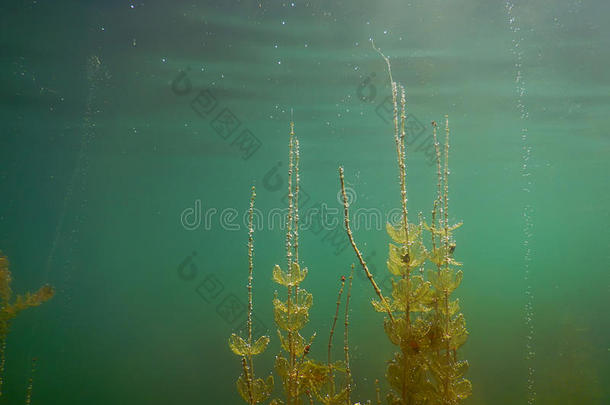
[228,47,471,405]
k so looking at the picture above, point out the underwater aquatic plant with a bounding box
[228,187,274,405]
[338,44,471,404]
[268,120,315,404]
[229,121,357,405]
[422,118,471,405]
[269,122,352,405]
[24,357,36,405]
[0,253,55,397]
[228,44,471,405]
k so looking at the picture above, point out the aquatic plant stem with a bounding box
[398,88,413,402]
[241,357,255,405]
[431,121,444,365]
[293,137,300,264]
[398,85,410,247]
[293,332,316,400]
[306,390,314,405]
[293,137,301,384]
[339,167,394,322]
[443,117,452,398]
[375,48,414,404]
[0,335,5,397]
[327,276,345,396]
[286,122,295,271]
[431,121,442,259]
[373,41,409,248]
[344,266,354,405]
[285,122,295,405]
[247,186,256,383]
[443,116,450,260]
[375,379,382,405]
[25,358,36,405]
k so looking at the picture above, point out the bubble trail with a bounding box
[44,56,104,273]
[30,56,108,362]
[505,2,536,404]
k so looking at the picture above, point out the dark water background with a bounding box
[0,1,608,404]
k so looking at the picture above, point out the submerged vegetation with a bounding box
[337,45,471,404]
[230,122,354,405]
[228,46,471,404]
[228,187,274,404]
[0,253,55,399]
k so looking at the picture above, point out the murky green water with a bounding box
[0,1,608,404]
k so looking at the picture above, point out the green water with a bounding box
[0,1,608,404]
